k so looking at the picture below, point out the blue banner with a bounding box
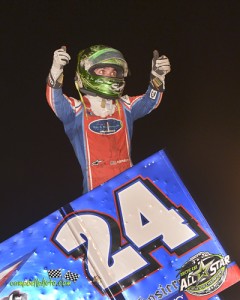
[0,150,239,299]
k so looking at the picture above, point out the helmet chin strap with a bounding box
[101,98,106,108]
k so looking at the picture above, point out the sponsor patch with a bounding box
[89,118,122,135]
[150,89,158,99]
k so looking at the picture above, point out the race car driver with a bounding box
[46,45,171,193]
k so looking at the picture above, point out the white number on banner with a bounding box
[53,212,147,290]
[52,177,209,297]
[116,180,196,249]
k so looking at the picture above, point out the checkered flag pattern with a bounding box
[47,269,62,278]
[64,270,80,282]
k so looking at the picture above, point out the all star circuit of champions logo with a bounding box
[178,252,230,296]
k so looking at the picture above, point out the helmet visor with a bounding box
[89,64,124,79]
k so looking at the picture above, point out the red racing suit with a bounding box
[46,85,163,193]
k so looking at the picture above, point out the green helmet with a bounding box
[75,45,128,99]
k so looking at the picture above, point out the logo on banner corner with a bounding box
[178,251,230,296]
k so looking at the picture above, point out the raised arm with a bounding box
[48,46,71,88]
[129,50,171,120]
[46,47,82,123]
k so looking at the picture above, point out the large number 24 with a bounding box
[52,177,209,297]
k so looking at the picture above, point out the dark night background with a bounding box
[0,0,240,298]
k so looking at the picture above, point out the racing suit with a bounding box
[46,84,162,193]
